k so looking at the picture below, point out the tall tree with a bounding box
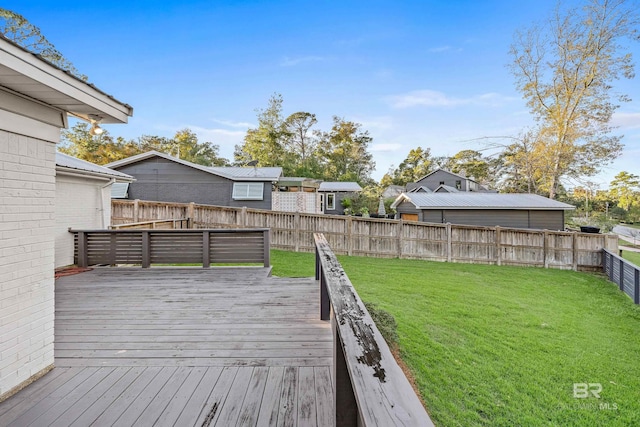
[448,150,491,183]
[383,147,434,186]
[609,171,640,211]
[0,8,87,80]
[315,116,375,184]
[283,112,320,176]
[141,129,228,166]
[234,93,293,170]
[509,0,637,198]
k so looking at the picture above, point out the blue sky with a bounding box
[16,1,640,188]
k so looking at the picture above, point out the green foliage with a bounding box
[508,0,637,198]
[270,249,640,427]
[0,8,87,81]
[384,146,433,186]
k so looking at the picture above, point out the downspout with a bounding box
[100,178,116,228]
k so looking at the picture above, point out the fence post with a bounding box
[263,229,270,267]
[543,230,549,268]
[202,231,210,268]
[77,231,88,267]
[619,259,625,291]
[133,199,140,222]
[572,233,578,271]
[347,216,353,256]
[495,226,502,266]
[142,231,151,268]
[240,206,248,227]
[446,223,452,262]
[188,202,195,228]
[294,212,300,252]
[396,219,403,259]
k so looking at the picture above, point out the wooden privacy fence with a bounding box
[315,233,433,426]
[109,218,190,230]
[112,200,618,271]
[72,228,270,268]
[603,249,640,304]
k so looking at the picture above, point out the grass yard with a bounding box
[270,249,640,426]
[620,250,640,266]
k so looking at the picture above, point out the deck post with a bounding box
[202,231,210,268]
[263,229,270,267]
[77,231,88,267]
[142,231,151,268]
[333,319,359,427]
[607,251,614,282]
[320,270,330,321]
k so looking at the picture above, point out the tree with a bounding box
[384,147,434,186]
[141,129,228,166]
[234,93,293,170]
[283,112,320,176]
[448,150,491,184]
[609,171,640,211]
[509,0,638,198]
[0,8,87,80]
[315,117,375,184]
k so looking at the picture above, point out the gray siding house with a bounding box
[407,169,491,192]
[106,151,282,209]
[318,182,363,215]
[392,193,574,230]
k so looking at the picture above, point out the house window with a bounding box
[455,180,462,190]
[326,193,336,210]
[232,182,264,200]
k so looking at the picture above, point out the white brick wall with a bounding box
[0,129,55,397]
[55,175,111,268]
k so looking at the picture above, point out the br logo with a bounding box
[573,383,602,398]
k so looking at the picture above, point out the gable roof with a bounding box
[434,184,460,193]
[56,152,134,181]
[318,182,363,192]
[408,186,432,193]
[105,151,282,181]
[391,193,575,210]
[0,35,132,123]
[416,168,472,183]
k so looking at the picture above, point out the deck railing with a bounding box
[603,249,640,304]
[72,228,270,268]
[314,233,434,426]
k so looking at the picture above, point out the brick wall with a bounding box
[55,175,111,268]
[0,130,56,398]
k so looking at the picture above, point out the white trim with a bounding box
[326,193,336,210]
[0,38,132,123]
[0,108,60,142]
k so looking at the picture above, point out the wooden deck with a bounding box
[0,268,333,426]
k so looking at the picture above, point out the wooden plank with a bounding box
[173,367,223,426]
[278,367,298,427]
[0,368,72,418]
[211,367,254,426]
[195,367,238,426]
[255,367,285,427]
[314,367,334,427]
[157,366,209,425]
[237,366,270,425]
[297,366,317,427]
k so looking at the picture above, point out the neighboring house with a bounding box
[317,182,363,215]
[273,177,321,213]
[55,153,134,268]
[105,151,282,209]
[392,193,575,230]
[407,169,491,192]
[0,36,131,399]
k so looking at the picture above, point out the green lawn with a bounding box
[270,250,640,426]
[620,250,640,266]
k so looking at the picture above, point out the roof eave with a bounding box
[56,166,135,182]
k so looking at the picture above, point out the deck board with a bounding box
[0,268,334,426]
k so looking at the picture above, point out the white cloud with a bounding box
[370,143,403,152]
[211,119,253,129]
[388,89,513,109]
[352,116,394,130]
[612,112,640,129]
[280,56,326,67]
[428,46,453,53]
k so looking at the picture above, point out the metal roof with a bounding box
[0,36,132,123]
[434,185,460,193]
[56,152,134,181]
[105,151,282,182]
[392,193,575,210]
[318,182,363,192]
